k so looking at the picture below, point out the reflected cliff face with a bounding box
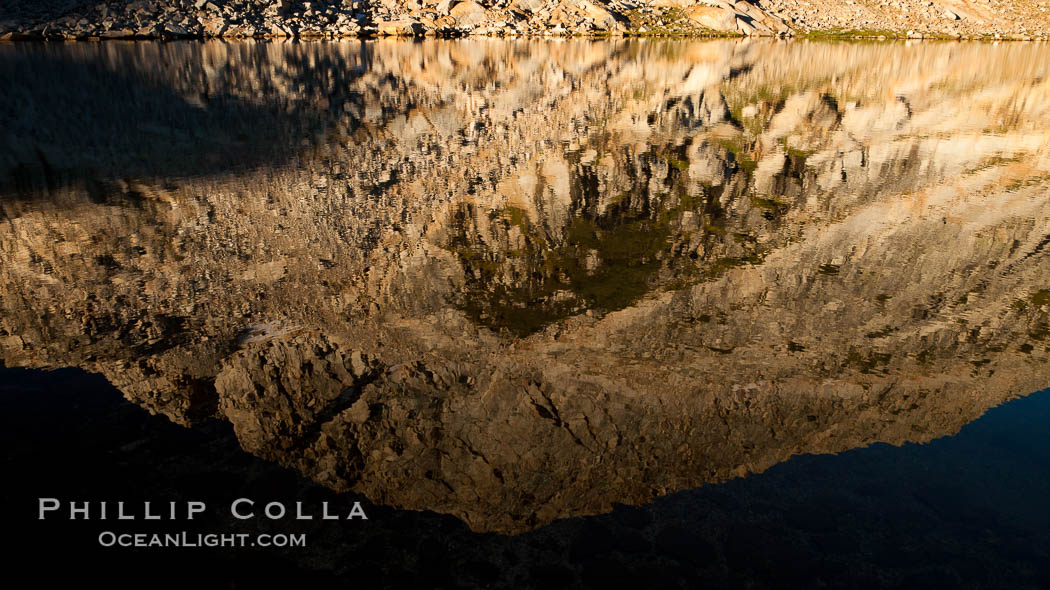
[2,39,1050,533]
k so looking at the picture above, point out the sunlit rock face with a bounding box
[2,39,1049,533]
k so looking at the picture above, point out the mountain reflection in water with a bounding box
[1,39,1049,535]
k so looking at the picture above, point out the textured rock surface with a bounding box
[1,0,1049,39]
[2,40,1050,533]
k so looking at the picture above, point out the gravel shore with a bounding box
[1,0,1049,41]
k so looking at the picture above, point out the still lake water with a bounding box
[1,39,1049,587]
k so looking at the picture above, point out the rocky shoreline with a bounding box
[1,0,1049,41]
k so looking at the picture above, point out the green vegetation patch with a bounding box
[1030,289,1050,307]
[802,28,904,40]
[446,145,796,337]
[750,196,789,219]
[713,137,757,173]
[624,8,741,37]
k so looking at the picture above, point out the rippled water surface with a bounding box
[2,39,1049,587]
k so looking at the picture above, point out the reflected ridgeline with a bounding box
[1,39,1050,533]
